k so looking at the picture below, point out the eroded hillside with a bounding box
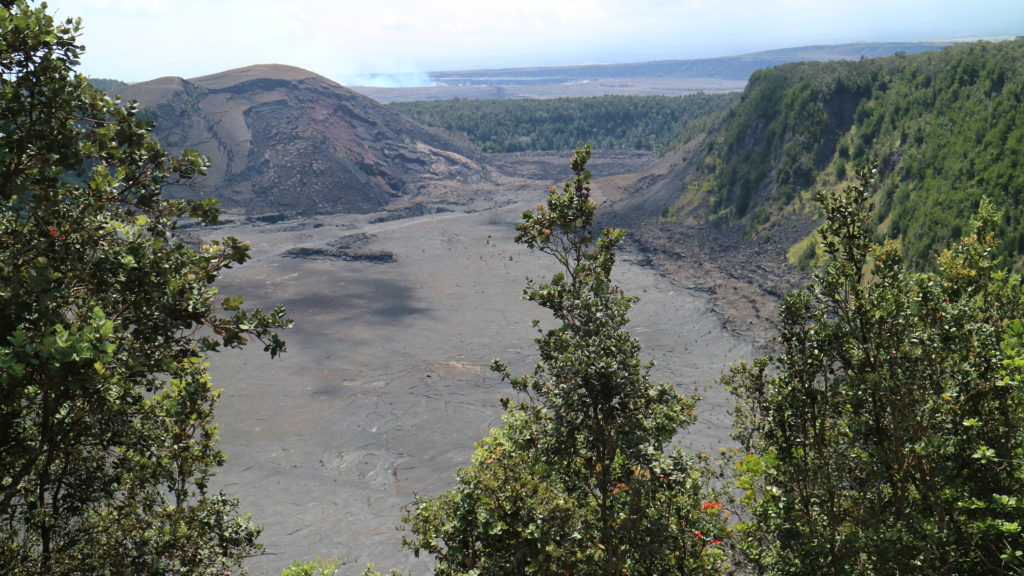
[115,65,513,215]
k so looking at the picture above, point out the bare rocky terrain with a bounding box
[110,61,807,574]
[202,185,762,574]
[114,65,516,215]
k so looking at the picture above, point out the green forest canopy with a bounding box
[390,93,739,153]
[679,38,1024,270]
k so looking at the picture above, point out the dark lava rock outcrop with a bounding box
[281,233,396,262]
[114,64,506,215]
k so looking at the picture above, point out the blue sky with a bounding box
[47,0,1023,86]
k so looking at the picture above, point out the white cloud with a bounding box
[47,0,1024,83]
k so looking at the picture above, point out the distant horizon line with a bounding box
[95,35,1019,88]
[344,35,1016,87]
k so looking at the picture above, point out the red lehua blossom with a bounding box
[48,226,58,235]
[712,540,722,546]
[701,501,722,512]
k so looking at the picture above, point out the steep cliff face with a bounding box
[116,64,505,214]
[615,39,1024,271]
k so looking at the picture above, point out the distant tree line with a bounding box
[390,93,739,153]
[87,77,127,92]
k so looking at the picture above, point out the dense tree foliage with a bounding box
[390,93,738,153]
[0,2,289,574]
[706,60,871,218]
[86,77,127,92]
[682,38,1024,269]
[403,146,730,576]
[725,164,1024,575]
[278,557,402,576]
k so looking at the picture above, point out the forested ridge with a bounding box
[668,37,1024,270]
[389,93,739,153]
[393,39,1024,270]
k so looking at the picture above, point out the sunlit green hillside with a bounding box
[668,38,1024,270]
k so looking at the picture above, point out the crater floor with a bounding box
[205,196,755,574]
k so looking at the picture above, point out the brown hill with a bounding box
[115,64,508,215]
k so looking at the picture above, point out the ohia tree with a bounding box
[404,145,730,576]
[0,2,289,574]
